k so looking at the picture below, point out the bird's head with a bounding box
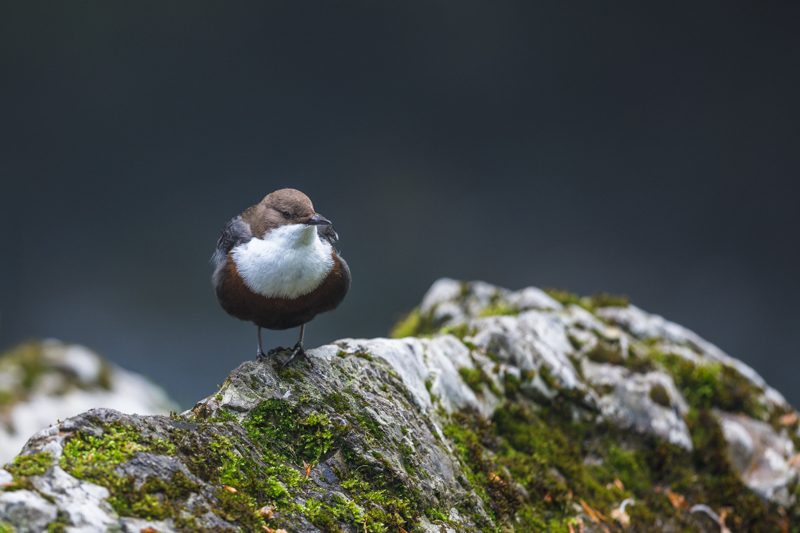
[260,188,332,229]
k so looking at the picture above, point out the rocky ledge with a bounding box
[2,279,799,533]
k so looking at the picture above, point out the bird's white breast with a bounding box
[232,224,334,299]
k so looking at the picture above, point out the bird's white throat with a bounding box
[233,224,334,299]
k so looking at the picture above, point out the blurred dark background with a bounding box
[1,2,798,408]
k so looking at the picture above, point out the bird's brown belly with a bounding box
[216,252,349,330]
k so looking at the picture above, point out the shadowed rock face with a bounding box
[2,279,800,533]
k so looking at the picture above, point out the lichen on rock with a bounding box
[2,278,800,532]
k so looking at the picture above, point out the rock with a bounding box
[0,490,58,533]
[2,279,798,532]
[581,360,692,450]
[596,305,789,409]
[31,466,116,532]
[0,340,179,464]
[716,411,799,506]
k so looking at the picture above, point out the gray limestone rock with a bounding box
[581,360,692,450]
[716,411,800,506]
[0,490,58,533]
[1,279,798,532]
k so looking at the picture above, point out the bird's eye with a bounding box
[282,211,291,219]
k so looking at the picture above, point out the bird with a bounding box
[212,188,351,366]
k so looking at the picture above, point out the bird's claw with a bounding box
[257,346,288,362]
[282,343,312,368]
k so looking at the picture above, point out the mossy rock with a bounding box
[2,279,799,532]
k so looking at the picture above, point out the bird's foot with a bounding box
[257,346,288,362]
[282,342,312,368]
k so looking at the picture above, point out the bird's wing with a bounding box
[213,216,253,266]
[317,224,339,246]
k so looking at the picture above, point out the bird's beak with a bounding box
[307,214,332,226]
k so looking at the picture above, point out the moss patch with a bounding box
[649,384,671,407]
[389,308,437,338]
[246,399,335,464]
[5,451,53,480]
[442,395,796,533]
[0,342,115,410]
[478,302,518,317]
[586,339,625,365]
[652,352,767,419]
[459,367,500,397]
[544,289,629,312]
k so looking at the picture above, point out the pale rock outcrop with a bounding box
[716,411,800,506]
[0,341,178,464]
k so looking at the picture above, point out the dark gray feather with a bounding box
[212,216,253,287]
[317,224,339,246]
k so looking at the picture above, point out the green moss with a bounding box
[8,343,47,390]
[5,451,52,479]
[502,372,521,398]
[96,361,113,391]
[586,339,625,365]
[176,429,300,531]
[302,495,371,533]
[61,424,174,480]
[458,367,500,397]
[459,368,483,393]
[273,362,305,382]
[324,392,351,412]
[590,292,629,308]
[653,352,766,418]
[440,323,471,340]
[0,522,14,533]
[478,302,518,317]
[49,386,431,533]
[336,443,421,533]
[544,288,584,308]
[356,413,385,442]
[424,507,450,522]
[354,351,375,362]
[543,289,629,312]
[246,399,335,464]
[538,365,557,390]
[389,308,436,338]
[0,343,121,410]
[59,423,191,521]
[441,388,797,533]
[0,343,47,408]
[567,334,584,351]
[0,390,13,408]
[649,384,671,407]
[108,472,200,520]
[210,409,237,423]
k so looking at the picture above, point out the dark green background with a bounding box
[1,2,798,407]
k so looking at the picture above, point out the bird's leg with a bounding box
[282,324,311,367]
[256,326,267,361]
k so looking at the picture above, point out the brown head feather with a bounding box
[242,188,316,238]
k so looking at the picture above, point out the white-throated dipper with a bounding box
[212,189,351,366]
